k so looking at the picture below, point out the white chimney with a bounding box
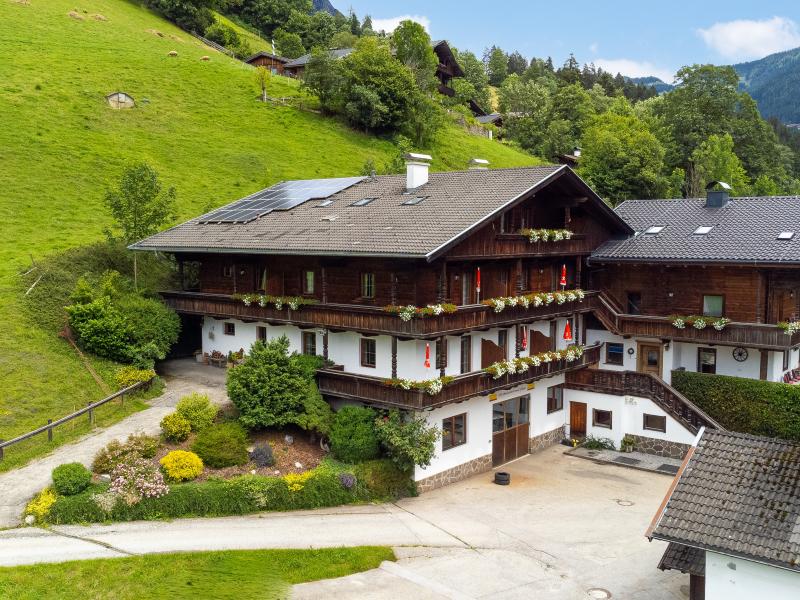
[404,153,432,189]
[469,158,490,170]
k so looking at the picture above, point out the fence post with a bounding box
[0,441,4,461]
[88,402,94,426]
[47,419,53,442]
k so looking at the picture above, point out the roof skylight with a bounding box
[402,196,427,206]
[777,231,795,240]
[644,226,665,235]
[350,197,376,207]
[316,199,334,207]
[693,226,713,235]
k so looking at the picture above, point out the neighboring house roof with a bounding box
[431,40,464,77]
[285,48,353,68]
[658,542,705,577]
[131,165,630,261]
[591,196,800,265]
[476,113,502,125]
[244,51,288,64]
[649,429,800,573]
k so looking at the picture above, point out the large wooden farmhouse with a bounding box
[132,156,800,491]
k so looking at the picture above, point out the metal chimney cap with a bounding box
[705,180,731,191]
[469,158,490,167]
[403,152,432,163]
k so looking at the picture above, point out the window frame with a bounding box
[257,267,269,292]
[436,339,448,369]
[605,342,624,365]
[301,331,317,356]
[643,413,667,433]
[302,270,315,295]
[498,330,508,357]
[360,337,377,368]
[701,294,724,318]
[697,347,717,374]
[256,326,267,341]
[360,272,376,299]
[460,335,472,374]
[223,322,235,336]
[546,385,564,414]
[592,408,613,429]
[222,264,234,278]
[441,413,467,451]
[626,291,642,315]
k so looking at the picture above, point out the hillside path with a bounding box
[0,360,227,528]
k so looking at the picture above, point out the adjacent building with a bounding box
[132,157,800,490]
[647,429,800,600]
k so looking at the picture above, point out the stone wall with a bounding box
[416,454,492,493]
[529,425,565,453]
[627,433,690,460]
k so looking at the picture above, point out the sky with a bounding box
[343,0,800,82]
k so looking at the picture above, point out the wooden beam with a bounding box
[391,336,397,379]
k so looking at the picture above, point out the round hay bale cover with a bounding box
[106,92,135,109]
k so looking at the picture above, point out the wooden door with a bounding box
[491,397,531,466]
[570,401,587,438]
[638,343,662,376]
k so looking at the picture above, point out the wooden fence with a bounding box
[0,379,152,461]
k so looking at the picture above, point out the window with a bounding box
[592,409,612,429]
[442,413,467,451]
[643,414,667,433]
[401,196,426,206]
[256,326,267,341]
[498,330,508,357]
[784,350,790,371]
[698,348,717,374]
[436,339,448,369]
[644,225,665,235]
[626,292,642,315]
[546,385,564,413]
[499,212,508,233]
[360,273,375,298]
[693,225,713,235]
[223,322,235,336]
[492,396,528,432]
[302,270,315,295]
[257,268,268,292]
[777,231,795,240]
[460,336,472,374]
[302,331,316,356]
[316,199,334,207]
[520,265,530,292]
[360,337,376,368]
[461,271,472,305]
[605,342,624,365]
[702,295,724,317]
[350,197,376,206]
[222,265,234,278]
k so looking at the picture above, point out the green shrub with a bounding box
[160,412,191,442]
[160,450,204,482]
[92,433,160,474]
[52,463,92,496]
[191,423,249,468]
[176,392,218,431]
[249,443,274,467]
[115,366,155,390]
[330,406,380,463]
[374,410,440,471]
[353,459,415,500]
[672,370,800,440]
[581,435,616,450]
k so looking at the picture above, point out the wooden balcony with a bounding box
[317,344,602,410]
[594,294,800,350]
[564,368,722,435]
[447,234,597,260]
[162,291,600,338]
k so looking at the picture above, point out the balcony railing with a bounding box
[594,293,800,350]
[316,344,601,410]
[564,368,723,435]
[447,233,597,260]
[162,290,599,338]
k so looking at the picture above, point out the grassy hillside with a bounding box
[212,11,272,55]
[0,0,537,466]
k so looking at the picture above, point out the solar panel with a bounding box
[199,176,365,224]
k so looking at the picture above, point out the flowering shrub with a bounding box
[519,228,573,243]
[91,491,118,513]
[383,376,454,395]
[670,315,730,331]
[25,488,57,523]
[175,392,218,431]
[483,345,585,379]
[114,366,155,390]
[482,289,585,314]
[779,321,800,336]
[160,412,191,442]
[160,450,204,482]
[92,433,159,474]
[285,471,313,492]
[232,293,317,311]
[384,303,457,321]
[338,472,357,490]
[110,455,169,506]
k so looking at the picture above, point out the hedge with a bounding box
[45,459,414,525]
[671,370,800,440]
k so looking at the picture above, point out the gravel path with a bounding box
[0,360,227,528]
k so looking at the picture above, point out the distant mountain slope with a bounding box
[734,47,800,123]
[627,76,674,94]
[312,0,341,16]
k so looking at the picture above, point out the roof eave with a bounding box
[126,243,428,260]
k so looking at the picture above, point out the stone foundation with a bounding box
[529,425,566,453]
[416,454,493,493]
[627,434,690,460]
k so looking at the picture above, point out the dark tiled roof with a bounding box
[285,48,353,68]
[476,113,502,125]
[132,166,600,259]
[658,542,705,576]
[244,51,288,64]
[650,429,800,572]
[591,196,800,265]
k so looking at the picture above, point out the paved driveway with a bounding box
[0,446,685,598]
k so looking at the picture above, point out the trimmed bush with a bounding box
[176,392,218,431]
[52,463,92,496]
[250,443,275,468]
[92,433,159,474]
[160,412,191,442]
[160,450,204,482]
[672,370,800,440]
[330,406,380,463]
[115,366,155,390]
[353,459,415,500]
[191,422,249,468]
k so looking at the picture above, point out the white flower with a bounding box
[566,292,577,302]
[506,296,518,307]
[672,318,685,329]
[533,295,543,307]
[288,300,299,311]
[400,379,412,390]
[517,361,529,372]
[555,292,566,305]
[545,293,554,305]
[426,379,443,395]
[541,230,550,241]
[428,304,444,316]
[490,298,506,313]
[553,231,564,241]
[258,296,268,307]
[530,356,541,367]
[564,230,573,240]
[565,349,576,362]
[242,297,252,306]
[693,318,707,330]
[575,289,585,300]
[399,306,416,321]
[274,300,283,310]
[518,296,530,308]
[713,318,730,331]
[541,352,552,363]
[528,230,540,242]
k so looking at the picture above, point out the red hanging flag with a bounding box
[560,264,567,287]
[476,267,481,293]
[424,342,431,369]
[563,320,573,341]
[521,327,528,350]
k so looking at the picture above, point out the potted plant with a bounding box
[621,435,635,453]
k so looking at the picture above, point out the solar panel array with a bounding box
[199,176,366,224]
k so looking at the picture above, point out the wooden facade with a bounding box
[245,53,288,74]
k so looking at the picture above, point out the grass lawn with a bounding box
[0,546,394,599]
[0,0,538,467]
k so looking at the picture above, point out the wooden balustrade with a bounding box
[317,344,601,410]
[162,290,599,338]
[564,368,722,434]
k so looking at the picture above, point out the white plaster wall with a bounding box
[706,552,800,600]
[673,342,761,380]
[563,388,696,448]
[328,331,392,378]
[529,373,567,436]
[203,318,312,357]
[585,328,638,372]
